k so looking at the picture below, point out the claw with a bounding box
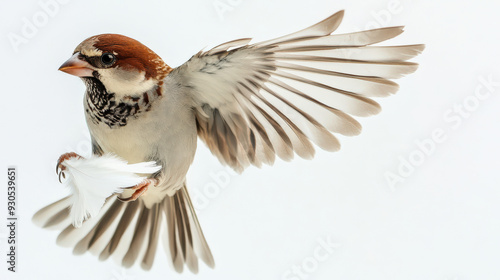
[58,171,64,183]
[56,152,83,184]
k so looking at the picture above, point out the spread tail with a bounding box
[33,184,214,273]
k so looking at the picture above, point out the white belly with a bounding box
[85,95,198,206]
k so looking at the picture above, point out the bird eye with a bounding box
[100,53,116,66]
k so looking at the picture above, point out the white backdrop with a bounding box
[1,0,500,279]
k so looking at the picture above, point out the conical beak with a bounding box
[58,53,94,77]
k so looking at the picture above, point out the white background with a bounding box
[1,0,500,279]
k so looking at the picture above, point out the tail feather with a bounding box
[122,205,151,268]
[103,199,141,260]
[181,186,215,268]
[32,196,72,230]
[32,184,214,273]
[141,203,161,270]
[89,199,126,248]
[161,184,215,273]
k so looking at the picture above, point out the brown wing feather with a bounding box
[184,11,423,172]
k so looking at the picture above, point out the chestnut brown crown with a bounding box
[75,34,172,81]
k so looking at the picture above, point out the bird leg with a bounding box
[56,152,83,183]
[118,178,158,202]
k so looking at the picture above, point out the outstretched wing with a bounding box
[174,10,424,172]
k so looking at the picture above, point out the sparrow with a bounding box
[33,10,423,273]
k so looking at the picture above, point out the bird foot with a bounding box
[56,152,83,183]
[118,178,158,202]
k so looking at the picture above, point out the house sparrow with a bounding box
[33,10,423,273]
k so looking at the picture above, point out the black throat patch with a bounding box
[83,77,155,128]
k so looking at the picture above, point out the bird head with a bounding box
[59,34,171,96]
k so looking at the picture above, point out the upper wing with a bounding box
[173,10,424,172]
